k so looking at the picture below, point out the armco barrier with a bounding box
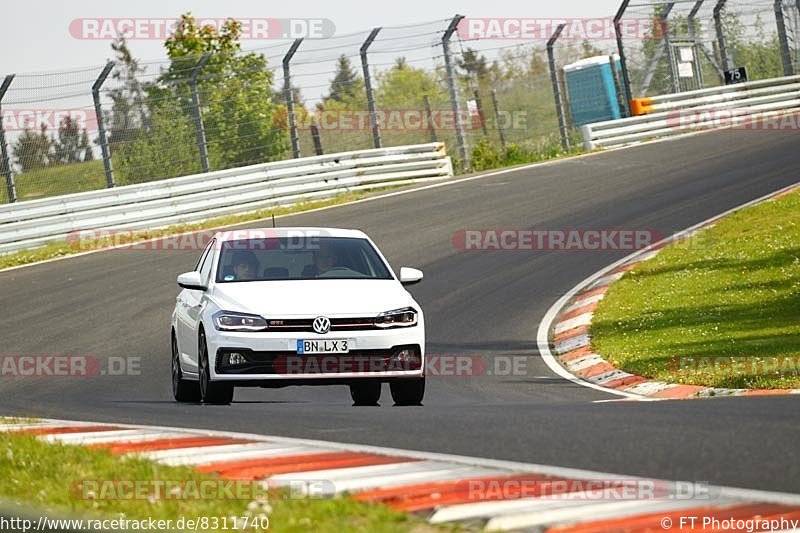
[0,143,452,255]
[582,75,800,150]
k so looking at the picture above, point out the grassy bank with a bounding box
[591,186,800,390]
[0,428,445,532]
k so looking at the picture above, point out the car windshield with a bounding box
[216,237,393,282]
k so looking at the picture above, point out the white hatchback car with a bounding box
[171,228,425,406]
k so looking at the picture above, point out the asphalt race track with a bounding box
[1,128,799,493]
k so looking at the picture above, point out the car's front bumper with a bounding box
[206,325,425,382]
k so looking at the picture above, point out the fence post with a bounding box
[713,0,731,71]
[472,89,489,137]
[490,89,506,154]
[310,118,324,156]
[0,75,16,203]
[282,39,304,159]
[688,0,706,89]
[614,0,633,115]
[361,27,382,149]
[423,95,437,142]
[92,62,116,189]
[547,23,570,151]
[189,53,211,173]
[660,3,679,93]
[774,0,794,76]
[442,14,468,172]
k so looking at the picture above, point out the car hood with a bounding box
[210,279,415,316]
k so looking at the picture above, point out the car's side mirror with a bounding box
[177,271,207,291]
[399,267,423,286]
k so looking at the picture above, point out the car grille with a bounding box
[265,317,379,332]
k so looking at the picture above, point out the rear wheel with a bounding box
[390,378,425,406]
[172,333,200,403]
[198,331,234,405]
[349,381,381,406]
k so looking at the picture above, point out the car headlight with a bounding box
[375,307,418,328]
[213,311,268,332]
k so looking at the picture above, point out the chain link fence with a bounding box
[616,0,792,101]
[0,8,791,204]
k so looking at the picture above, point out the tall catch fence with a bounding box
[0,7,791,204]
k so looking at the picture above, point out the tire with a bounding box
[172,332,200,403]
[198,330,234,405]
[390,378,425,406]
[349,381,381,406]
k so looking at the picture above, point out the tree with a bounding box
[13,124,51,172]
[114,12,287,181]
[105,37,149,154]
[375,64,444,108]
[52,116,92,165]
[321,55,365,107]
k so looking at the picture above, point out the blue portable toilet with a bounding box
[563,55,622,126]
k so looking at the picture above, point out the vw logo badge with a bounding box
[312,316,331,334]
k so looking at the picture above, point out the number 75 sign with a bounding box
[724,66,748,84]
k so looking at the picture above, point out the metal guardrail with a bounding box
[0,143,452,255]
[581,75,800,150]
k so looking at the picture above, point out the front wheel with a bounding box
[172,333,200,403]
[350,381,381,406]
[390,378,425,406]
[198,331,234,405]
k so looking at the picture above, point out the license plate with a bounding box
[296,339,351,354]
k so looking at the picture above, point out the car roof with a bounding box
[212,227,368,242]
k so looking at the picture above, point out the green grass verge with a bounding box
[10,161,107,202]
[0,189,393,271]
[591,186,800,390]
[0,430,450,532]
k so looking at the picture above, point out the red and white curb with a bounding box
[539,182,800,401]
[3,418,800,531]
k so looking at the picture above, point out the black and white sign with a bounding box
[724,67,748,85]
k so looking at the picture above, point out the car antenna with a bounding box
[271,213,276,228]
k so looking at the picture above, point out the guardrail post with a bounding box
[713,0,731,71]
[423,95,437,142]
[283,39,303,159]
[490,89,506,153]
[361,27,382,149]
[442,14,469,172]
[774,0,794,76]
[547,23,570,151]
[189,53,212,173]
[92,62,116,189]
[614,0,633,115]
[0,74,16,203]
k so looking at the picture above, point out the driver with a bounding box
[302,244,338,277]
[231,250,259,281]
